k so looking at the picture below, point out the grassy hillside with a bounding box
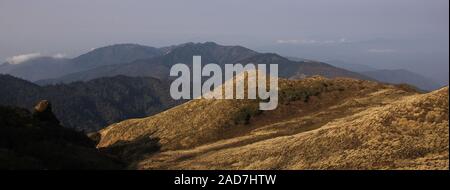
[95,73,448,169]
[135,87,448,170]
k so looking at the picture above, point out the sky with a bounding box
[0,0,448,84]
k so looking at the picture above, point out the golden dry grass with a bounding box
[97,75,448,170]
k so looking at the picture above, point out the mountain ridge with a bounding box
[37,42,371,84]
[1,44,164,82]
[290,58,442,91]
[362,69,441,91]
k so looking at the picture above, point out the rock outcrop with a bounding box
[32,100,60,125]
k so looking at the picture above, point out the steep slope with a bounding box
[363,69,441,91]
[0,74,182,132]
[0,102,121,169]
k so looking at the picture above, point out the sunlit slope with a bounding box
[98,75,405,150]
[134,87,447,169]
[95,72,447,170]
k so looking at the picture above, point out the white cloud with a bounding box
[276,39,300,44]
[52,53,66,59]
[5,52,67,64]
[339,38,347,43]
[6,53,42,64]
[367,49,397,53]
[276,38,350,45]
[276,39,318,44]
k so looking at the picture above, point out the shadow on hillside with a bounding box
[0,105,123,169]
[98,133,161,166]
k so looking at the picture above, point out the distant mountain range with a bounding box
[289,58,442,91]
[323,59,377,72]
[361,69,441,91]
[323,59,441,91]
[0,74,181,132]
[0,42,370,85]
[1,42,439,91]
[0,44,163,82]
[35,42,256,84]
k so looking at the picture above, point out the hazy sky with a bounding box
[0,0,448,83]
